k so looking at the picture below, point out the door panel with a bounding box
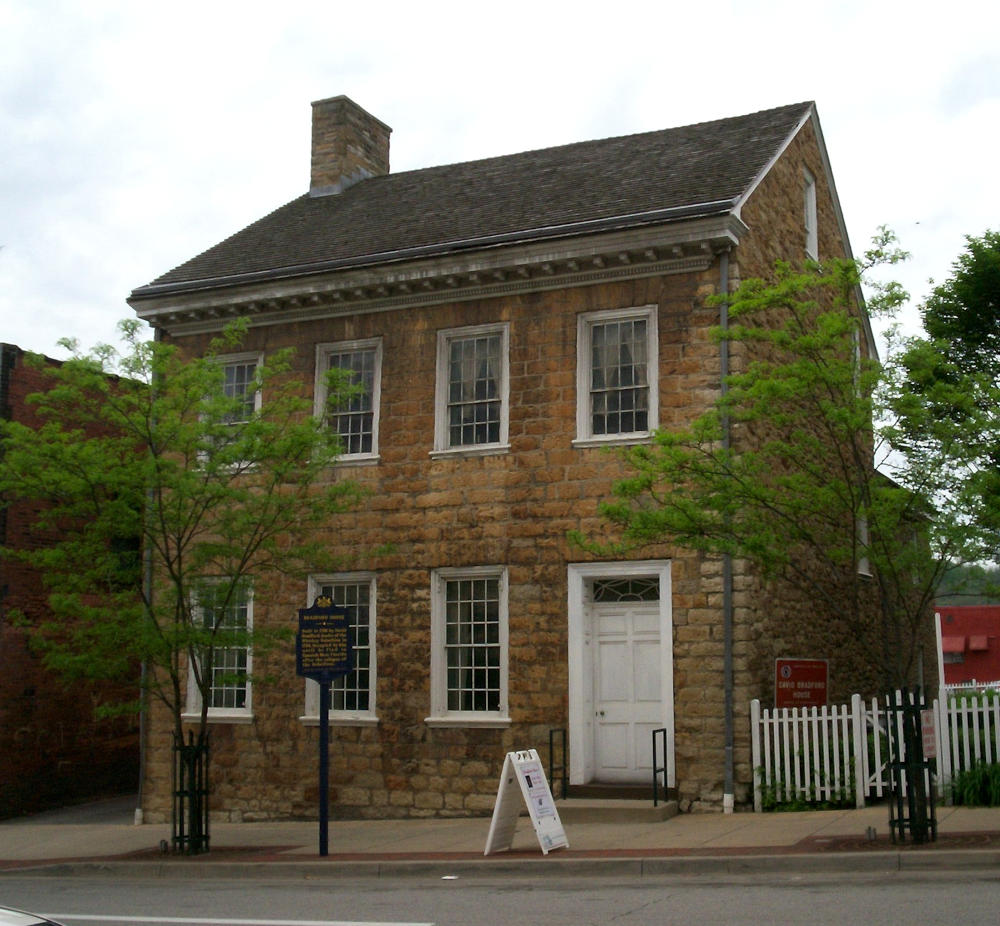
[593,602,661,782]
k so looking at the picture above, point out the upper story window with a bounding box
[804,168,818,260]
[185,580,253,722]
[219,353,262,424]
[433,323,510,457]
[316,339,382,462]
[575,306,658,447]
[303,573,377,725]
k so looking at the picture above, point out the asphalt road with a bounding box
[2,869,1000,926]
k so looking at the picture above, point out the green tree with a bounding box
[921,230,1000,378]
[573,232,989,688]
[0,319,364,848]
[900,230,1000,567]
[936,563,1000,605]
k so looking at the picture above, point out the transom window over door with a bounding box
[576,306,658,446]
[433,324,510,456]
[315,339,382,461]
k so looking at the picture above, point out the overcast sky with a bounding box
[2,0,997,359]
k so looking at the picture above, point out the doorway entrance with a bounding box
[567,561,674,788]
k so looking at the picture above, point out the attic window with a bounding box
[803,168,818,260]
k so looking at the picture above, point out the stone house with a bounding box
[128,96,887,820]
[0,344,140,818]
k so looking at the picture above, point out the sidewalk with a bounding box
[2,797,1000,878]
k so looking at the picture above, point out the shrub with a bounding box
[951,762,1000,806]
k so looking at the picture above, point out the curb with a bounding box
[4,848,1000,880]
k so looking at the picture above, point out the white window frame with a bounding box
[314,338,382,464]
[218,351,263,422]
[574,305,658,447]
[432,323,510,458]
[426,566,510,728]
[804,168,818,261]
[301,573,378,727]
[184,580,254,724]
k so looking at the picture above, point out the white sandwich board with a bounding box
[484,749,568,856]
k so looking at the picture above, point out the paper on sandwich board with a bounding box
[484,749,568,856]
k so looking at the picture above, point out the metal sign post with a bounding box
[296,597,353,857]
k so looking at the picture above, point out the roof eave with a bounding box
[128,199,737,304]
[130,211,749,336]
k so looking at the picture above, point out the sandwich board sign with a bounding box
[484,749,568,855]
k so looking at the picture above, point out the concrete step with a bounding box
[564,782,674,802]
[555,797,679,824]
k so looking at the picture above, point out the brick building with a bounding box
[0,344,139,818]
[128,97,896,821]
[938,606,1000,687]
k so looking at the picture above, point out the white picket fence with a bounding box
[750,690,1000,811]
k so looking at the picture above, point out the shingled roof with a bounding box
[131,101,814,300]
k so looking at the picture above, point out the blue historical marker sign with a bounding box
[296,597,352,682]
[296,596,352,857]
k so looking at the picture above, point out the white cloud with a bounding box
[1,0,998,356]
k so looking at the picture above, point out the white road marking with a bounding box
[47,917,433,926]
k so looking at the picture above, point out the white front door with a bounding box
[593,601,662,782]
[567,561,675,789]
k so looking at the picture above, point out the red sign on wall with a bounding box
[775,658,828,709]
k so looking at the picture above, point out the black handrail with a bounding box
[548,728,567,800]
[652,728,668,807]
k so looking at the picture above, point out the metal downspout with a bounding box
[720,249,735,814]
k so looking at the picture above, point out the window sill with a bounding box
[299,714,379,727]
[182,711,254,725]
[424,715,512,729]
[429,444,511,461]
[572,434,654,450]
[334,454,380,468]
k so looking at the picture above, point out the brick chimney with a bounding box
[310,96,391,197]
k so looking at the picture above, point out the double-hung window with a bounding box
[303,574,377,725]
[575,306,658,446]
[206,352,262,467]
[219,353,262,424]
[428,566,509,727]
[185,580,253,722]
[433,324,509,456]
[315,339,382,462]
